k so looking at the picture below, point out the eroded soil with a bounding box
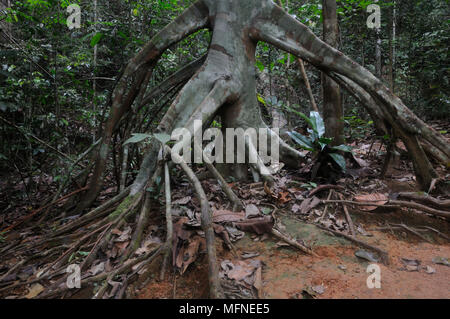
[137,211,449,299]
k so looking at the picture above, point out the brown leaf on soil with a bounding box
[245,204,260,219]
[234,216,274,235]
[351,153,369,168]
[253,266,263,298]
[114,241,129,255]
[24,283,44,299]
[354,193,388,211]
[277,191,292,204]
[213,210,245,223]
[213,223,234,248]
[264,182,276,199]
[114,226,132,242]
[299,196,321,215]
[220,259,262,287]
[172,217,207,274]
[175,235,206,274]
[88,261,105,276]
[173,196,191,205]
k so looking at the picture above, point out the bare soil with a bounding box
[137,210,450,299]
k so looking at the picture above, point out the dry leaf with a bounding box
[253,266,263,298]
[245,204,260,219]
[354,193,388,211]
[25,283,44,299]
[173,196,191,205]
[213,210,245,223]
[234,216,274,235]
[299,196,321,215]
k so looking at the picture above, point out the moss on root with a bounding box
[108,194,139,221]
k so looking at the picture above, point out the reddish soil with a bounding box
[136,210,450,299]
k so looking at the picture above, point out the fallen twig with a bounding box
[391,223,432,243]
[271,228,317,256]
[309,184,345,198]
[338,193,356,237]
[321,199,450,219]
[315,224,389,265]
[396,192,450,210]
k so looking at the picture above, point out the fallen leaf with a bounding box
[355,249,379,262]
[175,235,205,274]
[401,258,420,267]
[425,265,436,274]
[25,283,44,299]
[432,257,449,267]
[299,196,321,215]
[312,284,325,295]
[354,193,388,211]
[220,259,262,288]
[213,210,245,223]
[405,265,419,272]
[245,204,260,219]
[241,252,260,259]
[277,191,292,204]
[253,266,263,298]
[88,262,105,276]
[173,196,191,205]
[234,216,274,235]
[224,225,245,242]
[114,226,132,242]
[291,204,301,213]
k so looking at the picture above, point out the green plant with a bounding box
[300,181,318,190]
[287,111,352,173]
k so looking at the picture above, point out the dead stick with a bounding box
[338,193,356,237]
[309,184,344,198]
[319,190,334,222]
[420,226,450,241]
[271,228,317,256]
[316,224,389,265]
[160,161,173,280]
[169,147,222,299]
[391,223,432,243]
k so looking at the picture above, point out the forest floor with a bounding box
[0,121,449,299]
[137,211,450,299]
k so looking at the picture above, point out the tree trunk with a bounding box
[375,0,382,79]
[322,0,344,145]
[62,0,450,299]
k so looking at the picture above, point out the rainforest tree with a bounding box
[2,0,449,299]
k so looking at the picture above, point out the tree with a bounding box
[322,0,343,145]
[5,0,448,299]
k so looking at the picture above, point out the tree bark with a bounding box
[322,0,344,145]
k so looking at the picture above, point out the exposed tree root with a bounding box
[315,225,390,265]
[1,0,448,300]
[322,199,450,220]
[169,147,222,299]
[160,161,173,280]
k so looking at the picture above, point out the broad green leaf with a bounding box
[90,32,103,47]
[123,133,152,146]
[255,60,265,72]
[329,153,346,172]
[288,131,314,151]
[331,144,353,153]
[318,137,333,150]
[257,94,266,106]
[286,107,314,129]
[154,133,171,145]
[309,111,325,137]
